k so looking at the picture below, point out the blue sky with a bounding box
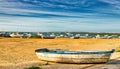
[0,0,120,32]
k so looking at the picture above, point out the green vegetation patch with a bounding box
[115,46,120,52]
[25,66,41,69]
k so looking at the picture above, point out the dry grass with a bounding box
[0,38,120,69]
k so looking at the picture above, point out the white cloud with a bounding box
[0,0,34,8]
[98,0,120,11]
[0,16,120,32]
[100,0,120,4]
[0,6,104,18]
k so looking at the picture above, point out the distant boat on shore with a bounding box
[42,36,56,39]
[10,33,21,38]
[70,36,80,39]
[42,33,56,39]
[35,48,114,63]
[70,34,80,39]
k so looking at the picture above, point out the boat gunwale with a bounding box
[35,48,115,54]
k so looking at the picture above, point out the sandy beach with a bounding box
[0,38,120,69]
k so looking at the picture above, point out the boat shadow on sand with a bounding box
[108,57,120,64]
[80,57,120,69]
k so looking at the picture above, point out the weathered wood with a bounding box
[35,48,114,63]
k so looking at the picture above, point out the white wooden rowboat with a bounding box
[35,48,115,63]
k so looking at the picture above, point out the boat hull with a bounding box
[42,37,56,39]
[36,52,112,63]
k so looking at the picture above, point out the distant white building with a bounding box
[118,36,120,38]
[27,33,32,38]
[85,34,89,37]
[96,34,101,38]
[75,34,80,37]
[103,35,108,39]
[37,33,43,36]
[50,33,55,37]
[111,35,118,38]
